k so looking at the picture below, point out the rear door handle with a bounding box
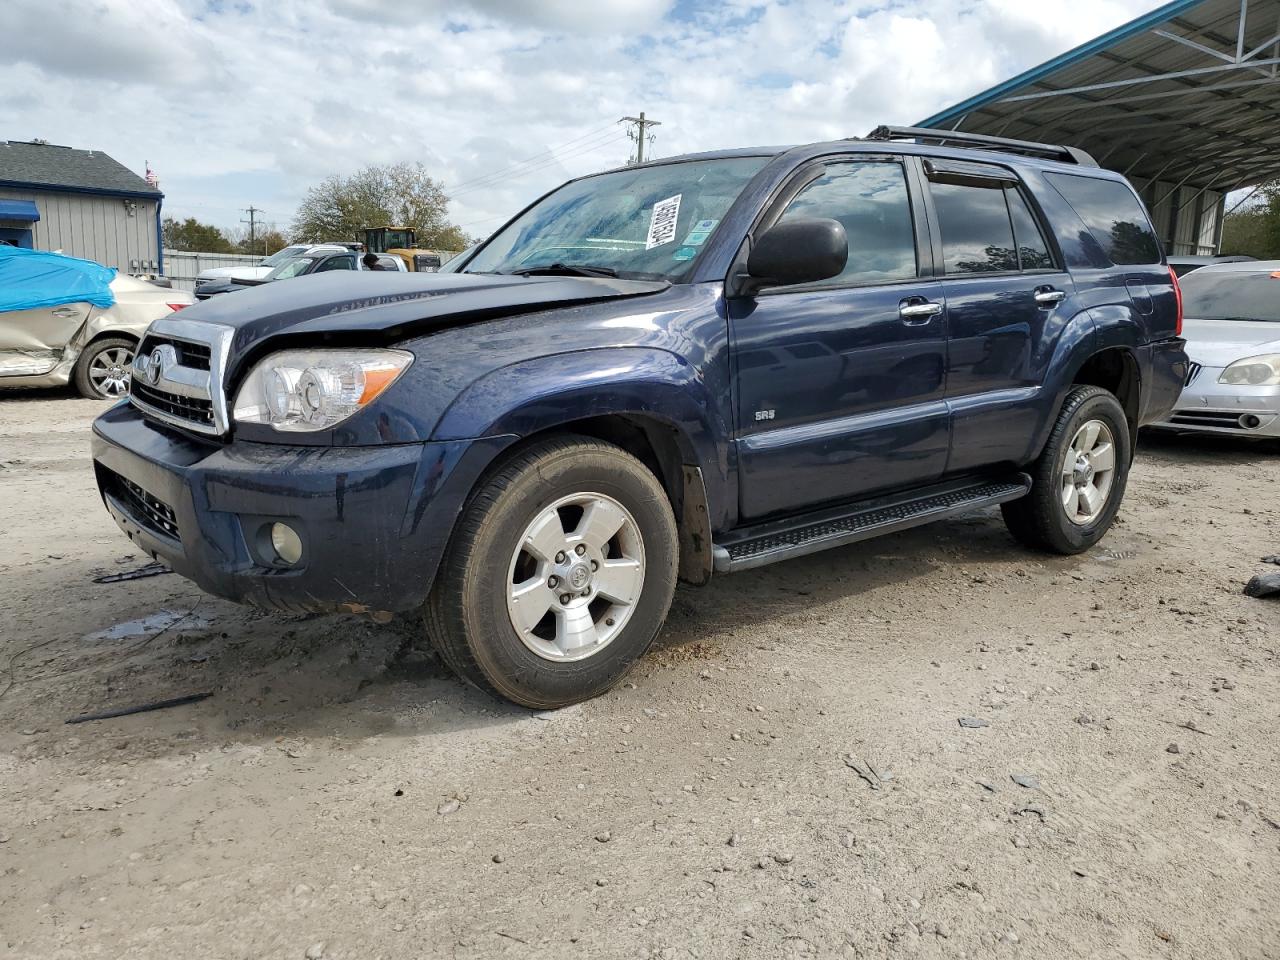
[899,299,943,324]
[51,306,81,318]
[1034,287,1066,307]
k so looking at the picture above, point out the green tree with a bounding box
[291,162,468,250]
[162,216,235,253]
[232,227,289,257]
[1221,180,1280,259]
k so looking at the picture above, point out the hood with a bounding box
[177,271,670,363]
[1182,317,1280,367]
[198,265,270,282]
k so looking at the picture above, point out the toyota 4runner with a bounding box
[92,126,1188,708]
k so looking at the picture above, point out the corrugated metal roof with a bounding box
[920,0,1280,191]
[0,140,161,197]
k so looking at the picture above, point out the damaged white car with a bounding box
[0,249,192,400]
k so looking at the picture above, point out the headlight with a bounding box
[233,348,413,431]
[1219,354,1280,386]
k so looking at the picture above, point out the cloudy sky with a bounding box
[0,0,1159,243]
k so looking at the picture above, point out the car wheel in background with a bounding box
[1002,385,1131,554]
[74,337,137,400]
[425,436,679,709]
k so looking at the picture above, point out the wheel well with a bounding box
[531,414,687,511]
[492,414,713,584]
[75,331,139,362]
[1073,348,1140,439]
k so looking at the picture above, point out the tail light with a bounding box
[166,302,189,312]
[1168,265,1183,337]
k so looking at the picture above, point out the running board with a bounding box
[713,475,1031,573]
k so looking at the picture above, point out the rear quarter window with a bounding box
[1045,173,1161,265]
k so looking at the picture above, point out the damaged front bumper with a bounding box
[91,401,499,615]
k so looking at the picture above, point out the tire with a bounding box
[74,337,136,400]
[425,436,679,709]
[1002,385,1131,555]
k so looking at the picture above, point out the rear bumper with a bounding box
[91,402,506,614]
[1137,337,1189,427]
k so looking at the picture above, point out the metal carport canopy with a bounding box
[918,0,1280,195]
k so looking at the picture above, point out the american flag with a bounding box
[145,162,159,188]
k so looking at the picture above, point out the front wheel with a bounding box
[425,436,678,709]
[74,337,136,400]
[1002,385,1131,554]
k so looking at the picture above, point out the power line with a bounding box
[446,124,621,194]
[620,111,661,164]
[449,134,630,201]
[449,130,628,198]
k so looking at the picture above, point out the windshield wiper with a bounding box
[511,263,620,279]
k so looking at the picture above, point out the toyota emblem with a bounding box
[142,345,175,386]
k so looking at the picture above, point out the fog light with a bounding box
[1241,414,1262,430]
[270,522,303,565]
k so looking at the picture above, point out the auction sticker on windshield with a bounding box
[646,194,682,250]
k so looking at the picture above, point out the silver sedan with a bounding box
[1156,260,1280,439]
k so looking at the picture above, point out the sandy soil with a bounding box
[1,390,1278,960]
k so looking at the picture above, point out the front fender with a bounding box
[432,347,733,528]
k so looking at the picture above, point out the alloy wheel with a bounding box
[88,346,134,398]
[505,492,646,662]
[1060,419,1116,525]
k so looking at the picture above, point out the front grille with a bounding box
[1185,362,1203,386]
[1169,410,1244,429]
[128,318,231,436]
[103,469,181,541]
[138,335,211,371]
[131,382,215,426]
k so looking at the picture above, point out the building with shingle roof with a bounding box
[0,140,163,274]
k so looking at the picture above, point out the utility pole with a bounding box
[241,206,261,253]
[620,112,661,164]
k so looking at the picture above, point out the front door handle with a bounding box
[899,299,943,324]
[1034,287,1066,307]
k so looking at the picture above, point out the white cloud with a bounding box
[0,0,1157,243]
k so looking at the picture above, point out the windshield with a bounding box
[464,157,767,280]
[264,256,317,281]
[262,245,306,267]
[1180,269,1280,321]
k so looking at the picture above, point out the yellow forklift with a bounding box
[361,227,443,272]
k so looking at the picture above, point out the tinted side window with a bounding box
[315,255,356,272]
[1006,188,1054,270]
[777,162,917,286]
[1045,173,1161,265]
[931,181,1018,274]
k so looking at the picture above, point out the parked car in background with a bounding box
[1167,254,1255,277]
[194,245,405,299]
[0,248,192,400]
[193,244,311,291]
[93,126,1186,708]
[1155,260,1280,438]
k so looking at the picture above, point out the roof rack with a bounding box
[864,125,1098,167]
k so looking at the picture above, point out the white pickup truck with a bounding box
[193,244,314,285]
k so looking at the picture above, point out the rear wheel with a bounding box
[1002,385,1131,554]
[74,337,136,400]
[425,436,678,709]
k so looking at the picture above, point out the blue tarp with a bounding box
[0,246,115,313]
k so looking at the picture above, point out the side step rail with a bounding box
[713,475,1031,573]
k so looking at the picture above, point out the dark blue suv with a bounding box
[92,126,1187,708]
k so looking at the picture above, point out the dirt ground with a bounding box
[1,390,1278,960]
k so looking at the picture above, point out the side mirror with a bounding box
[742,218,848,293]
